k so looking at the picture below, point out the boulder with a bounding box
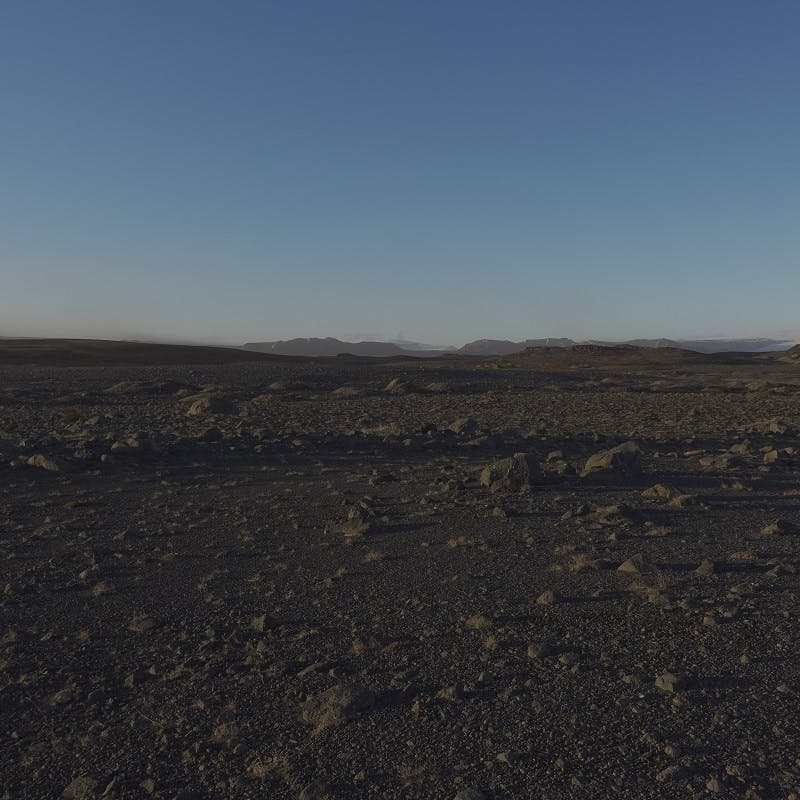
[479,452,542,492]
[26,454,60,472]
[581,441,641,478]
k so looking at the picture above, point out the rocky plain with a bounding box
[1,340,799,800]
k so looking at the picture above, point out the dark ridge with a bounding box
[490,343,777,370]
[0,339,292,366]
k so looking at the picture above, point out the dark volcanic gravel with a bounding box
[1,348,799,799]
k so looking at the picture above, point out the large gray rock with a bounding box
[581,441,641,478]
[480,452,542,492]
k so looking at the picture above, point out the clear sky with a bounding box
[1,1,798,345]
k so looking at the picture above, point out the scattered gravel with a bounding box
[1,347,799,798]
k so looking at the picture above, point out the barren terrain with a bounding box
[1,341,799,799]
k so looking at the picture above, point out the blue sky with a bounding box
[1,0,798,345]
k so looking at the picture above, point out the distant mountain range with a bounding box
[242,337,436,358]
[242,336,797,358]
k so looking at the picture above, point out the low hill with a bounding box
[778,344,800,361]
[490,343,790,371]
[0,339,289,366]
[492,343,710,370]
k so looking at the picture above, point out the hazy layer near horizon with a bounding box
[2,2,799,344]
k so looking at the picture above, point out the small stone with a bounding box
[26,454,60,472]
[667,493,698,508]
[762,449,780,464]
[199,426,224,442]
[301,683,375,731]
[536,589,561,606]
[49,684,77,707]
[655,672,686,693]
[62,776,97,799]
[642,483,675,499]
[698,453,742,470]
[186,396,237,416]
[124,669,151,688]
[618,554,645,573]
[695,559,717,576]
[436,684,465,702]
[384,378,412,394]
[250,614,270,632]
[581,441,641,478]
[448,417,479,436]
[656,765,690,782]
[527,642,556,659]
[127,613,156,633]
[465,615,493,631]
[760,519,797,536]
[454,788,486,800]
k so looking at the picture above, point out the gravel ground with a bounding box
[1,347,799,799]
